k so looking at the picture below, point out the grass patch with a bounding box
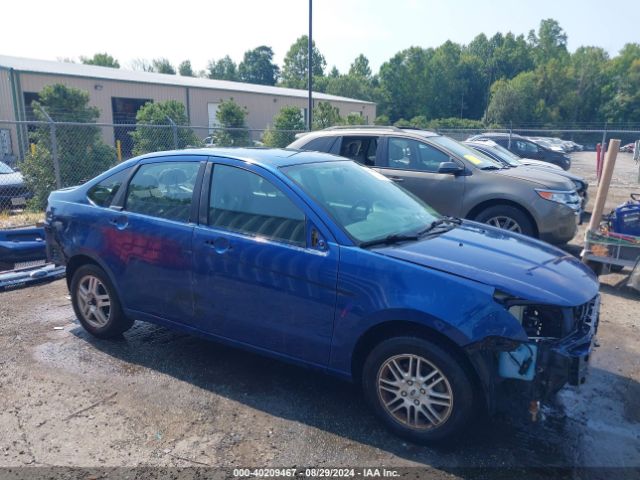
[0,210,45,229]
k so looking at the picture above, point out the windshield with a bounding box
[475,143,522,167]
[0,162,14,174]
[282,161,439,244]
[428,136,504,170]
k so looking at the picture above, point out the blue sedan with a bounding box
[45,148,600,443]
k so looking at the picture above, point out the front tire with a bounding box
[475,205,535,237]
[361,337,475,443]
[70,264,133,338]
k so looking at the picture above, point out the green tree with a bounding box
[378,47,433,122]
[80,53,120,68]
[484,72,540,125]
[312,102,342,129]
[207,56,239,81]
[131,58,154,72]
[212,99,250,146]
[281,35,326,89]
[130,100,200,155]
[152,58,176,74]
[238,46,279,85]
[344,113,366,125]
[21,84,115,208]
[262,106,305,147]
[529,19,569,65]
[178,60,195,77]
[349,54,372,78]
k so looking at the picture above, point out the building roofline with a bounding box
[0,54,375,105]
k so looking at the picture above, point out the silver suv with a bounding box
[288,127,581,244]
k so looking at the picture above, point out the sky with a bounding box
[2,0,638,74]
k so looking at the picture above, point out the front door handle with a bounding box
[389,176,404,183]
[204,237,232,254]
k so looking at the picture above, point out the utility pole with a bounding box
[307,0,313,131]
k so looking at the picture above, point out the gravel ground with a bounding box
[0,151,639,478]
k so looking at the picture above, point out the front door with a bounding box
[191,161,339,366]
[104,157,203,323]
[377,137,466,216]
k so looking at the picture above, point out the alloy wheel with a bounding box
[377,354,453,430]
[76,274,111,328]
[486,215,522,233]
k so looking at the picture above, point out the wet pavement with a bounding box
[0,152,638,478]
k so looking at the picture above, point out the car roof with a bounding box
[471,132,525,139]
[135,147,345,172]
[297,126,441,140]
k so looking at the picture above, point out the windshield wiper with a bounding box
[479,165,502,170]
[417,217,462,236]
[359,233,420,249]
[360,217,462,249]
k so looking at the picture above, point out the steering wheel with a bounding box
[349,199,372,221]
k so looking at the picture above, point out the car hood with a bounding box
[0,171,24,186]
[494,166,575,190]
[375,222,599,307]
[520,158,562,170]
[520,161,586,185]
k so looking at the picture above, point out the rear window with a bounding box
[299,136,336,153]
[87,168,130,207]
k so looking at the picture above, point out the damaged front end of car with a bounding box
[465,292,600,420]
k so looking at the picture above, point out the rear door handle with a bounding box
[204,237,232,254]
[389,176,404,183]
[109,216,128,230]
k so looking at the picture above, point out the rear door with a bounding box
[376,137,465,216]
[104,156,205,323]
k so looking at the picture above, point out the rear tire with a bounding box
[475,205,535,237]
[361,336,475,444]
[70,264,133,338]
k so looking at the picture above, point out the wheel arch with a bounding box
[65,253,121,299]
[465,199,539,237]
[350,320,485,404]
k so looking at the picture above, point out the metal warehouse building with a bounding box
[0,55,375,159]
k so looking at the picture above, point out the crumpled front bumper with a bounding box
[465,295,600,412]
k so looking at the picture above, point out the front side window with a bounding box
[87,168,130,207]
[515,140,539,154]
[387,137,450,172]
[209,165,305,246]
[125,162,200,222]
[283,160,438,243]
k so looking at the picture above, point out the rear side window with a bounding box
[125,162,200,222]
[339,136,378,166]
[209,165,305,246]
[87,168,130,207]
[299,136,336,153]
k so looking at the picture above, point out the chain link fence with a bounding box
[1,119,639,227]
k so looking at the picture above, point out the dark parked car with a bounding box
[46,148,600,443]
[467,133,572,170]
[0,161,30,210]
[289,127,580,244]
[465,140,589,213]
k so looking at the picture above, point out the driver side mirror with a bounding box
[437,161,464,175]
